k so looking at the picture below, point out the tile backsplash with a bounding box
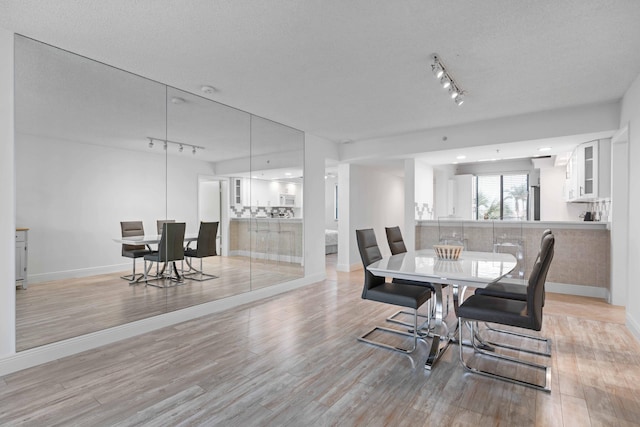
[230,205,295,218]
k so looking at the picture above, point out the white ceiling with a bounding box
[2,0,640,164]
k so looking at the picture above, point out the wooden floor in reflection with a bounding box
[16,256,304,351]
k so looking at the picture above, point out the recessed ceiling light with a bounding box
[201,85,216,94]
[285,172,292,176]
[538,147,552,152]
[456,155,466,160]
[170,97,185,104]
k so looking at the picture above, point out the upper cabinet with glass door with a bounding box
[564,139,611,202]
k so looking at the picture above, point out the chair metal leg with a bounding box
[184,257,218,282]
[358,307,422,354]
[121,258,143,283]
[479,323,552,357]
[458,319,551,392]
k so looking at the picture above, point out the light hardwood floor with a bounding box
[16,256,304,351]
[2,255,639,426]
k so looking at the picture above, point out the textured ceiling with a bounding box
[2,0,640,146]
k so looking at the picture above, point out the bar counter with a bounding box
[415,220,610,299]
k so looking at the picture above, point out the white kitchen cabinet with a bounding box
[15,228,28,290]
[564,139,610,202]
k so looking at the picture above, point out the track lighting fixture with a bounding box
[147,137,204,155]
[431,54,466,106]
[432,61,444,79]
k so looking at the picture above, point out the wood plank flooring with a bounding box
[16,256,304,351]
[2,255,639,426]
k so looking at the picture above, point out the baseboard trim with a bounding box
[545,282,609,299]
[0,272,325,376]
[28,263,132,284]
[336,262,362,273]
[228,250,303,264]
[627,312,640,343]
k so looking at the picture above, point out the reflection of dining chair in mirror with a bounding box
[144,222,186,287]
[437,217,466,248]
[184,221,219,281]
[120,221,152,282]
[157,219,175,235]
[492,220,525,279]
[251,219,271,263]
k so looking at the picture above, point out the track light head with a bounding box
[431,54,466,106]
[179,145,184,152]
[192,146,197,155]
[148,141,154,148]
[432,59,444,79]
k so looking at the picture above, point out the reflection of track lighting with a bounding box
[146,137,205,155]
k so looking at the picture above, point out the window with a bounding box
[473,173,529,220]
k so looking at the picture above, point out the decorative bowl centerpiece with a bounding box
[433,244,463,260]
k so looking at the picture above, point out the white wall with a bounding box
[304,133,336,278]
[16,133,215,282]
[620,72,640,338]
[610,129,629,307]
[324,175,338,230]
[0,28,15,357]
[539,165,585,221]
[434,165,456,218]
[249,178,302,208]
[198,179,221,224]
[340,102,620,163]
[339,164,405,271]
[414,160,434,219]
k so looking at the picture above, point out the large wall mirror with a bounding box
[14,35,304,351]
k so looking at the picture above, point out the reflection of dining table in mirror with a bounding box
[13,34,304,353]
[367,249,516,369]
[113,233,198,283]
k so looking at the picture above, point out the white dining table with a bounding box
[367,249,517,370]
[113,233,198,246]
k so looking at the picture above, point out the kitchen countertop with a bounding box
[416,220,609,230]
[230,217,303,222]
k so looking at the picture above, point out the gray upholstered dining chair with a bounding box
[473,229,553,356]
[457,233,555,392]
[184,221,219,281]
[144,222,186,287]
[356,228,432,354]
[156,219,175,234]
[383,226,437,328]
[120,221,152,282]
